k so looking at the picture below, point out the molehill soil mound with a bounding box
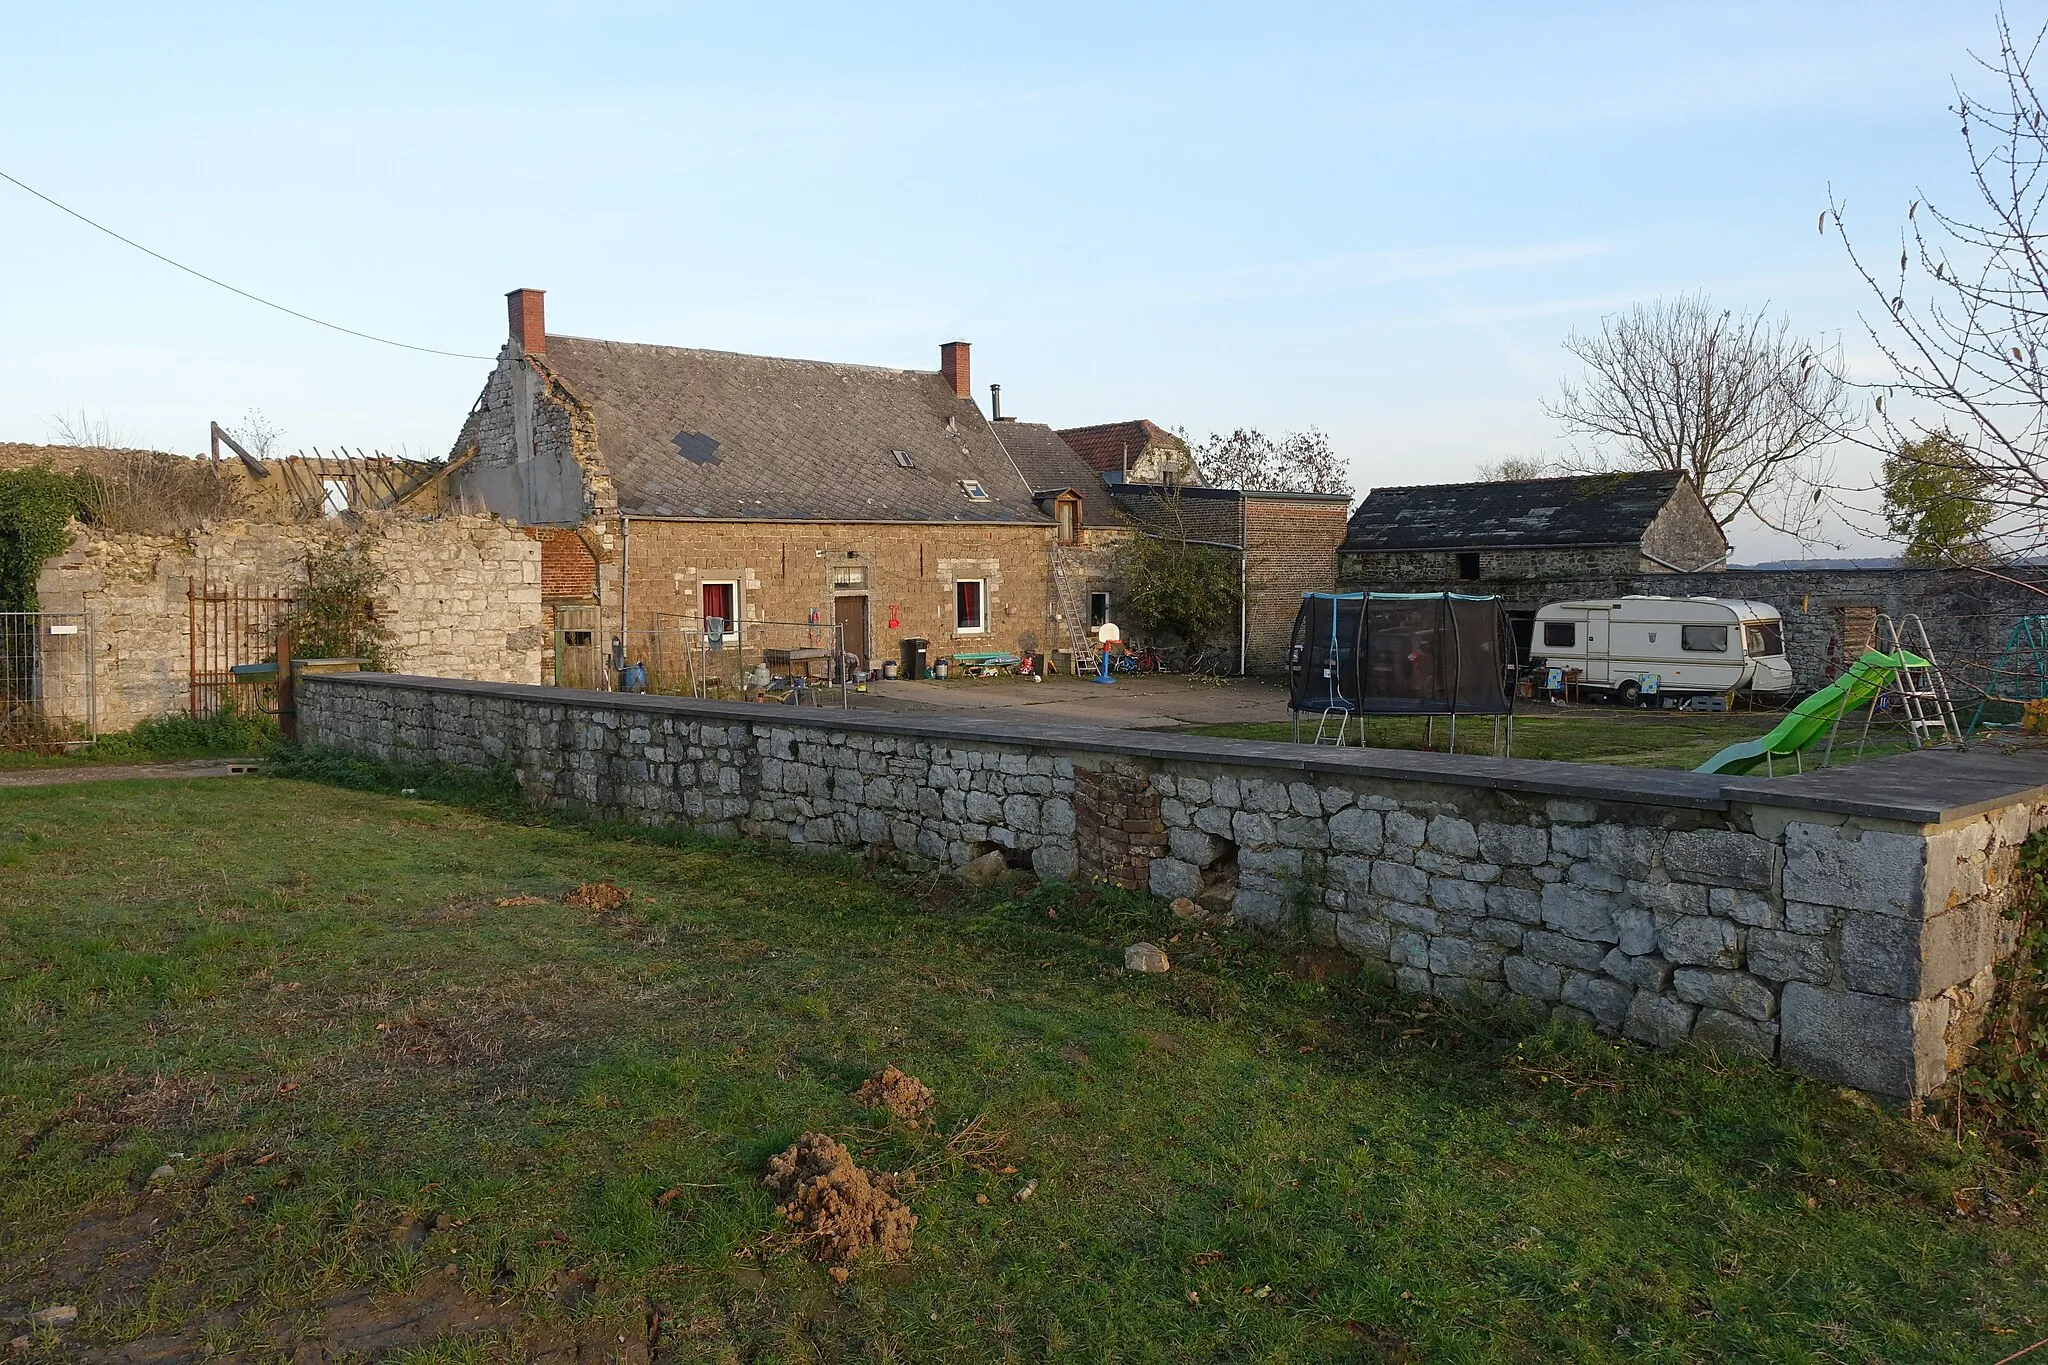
[852,1067,934,1127]
[563,881,630,914]
[761,1133,917,1264]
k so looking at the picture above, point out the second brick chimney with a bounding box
[939,340,970,400]
[507,288,546,356]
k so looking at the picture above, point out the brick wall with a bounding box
[1244,495,1349,672]
[533,528,599,601]
[303,672,2048,1098]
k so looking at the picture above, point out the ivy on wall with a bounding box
[0,466,94,611]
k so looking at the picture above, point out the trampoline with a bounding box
[1285,591,1517,752]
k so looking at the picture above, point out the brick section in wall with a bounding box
[1243,496,1349,673]
[1072,762,1167,888]
[532,528,599,601]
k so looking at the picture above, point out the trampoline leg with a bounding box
[1449,714,1457,754]
[1292,712,1300,744]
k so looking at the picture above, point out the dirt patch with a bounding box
[761,1133,917,1265]
[563,881,630,915]
[12,1205,164,1297]
[851,1067,934,1127]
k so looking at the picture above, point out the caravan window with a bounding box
[1681,624,1729,652]
[1542,621,1576,648]
[1744,621,1784,657]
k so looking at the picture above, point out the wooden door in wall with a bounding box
[834,596,869,668]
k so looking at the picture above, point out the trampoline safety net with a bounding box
[1287,591,1515,717]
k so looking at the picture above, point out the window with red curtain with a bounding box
[701,581,736,632]
[955,579,985,632]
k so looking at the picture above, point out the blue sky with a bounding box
[1,2,2034,559]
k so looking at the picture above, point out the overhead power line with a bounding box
[0,167,493,360]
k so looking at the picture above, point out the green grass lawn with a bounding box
[1188,708,1924,771]
[0,707,277,772]
[4,775,2045,1361]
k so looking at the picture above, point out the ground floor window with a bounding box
[1089,591,1110,628]
[955,579,987,633]
[702,581,738,640]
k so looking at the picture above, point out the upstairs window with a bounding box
[955,579,987,633]
[1055,495,1080,545]
[1542,621,1576,648]
[893,450,914,468]
[959,479,989,501]
[1682,624,1729,653]
[1456,552,1481,581]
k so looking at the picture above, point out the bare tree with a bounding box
[228,408,285,461]
[46,409,133,450]
[1831,10,2048,557]
[1544,296,1849,539]
[1475,456,1551,481]
[1189,427,1352,496]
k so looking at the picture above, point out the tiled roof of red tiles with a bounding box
[1053,420,1187,474]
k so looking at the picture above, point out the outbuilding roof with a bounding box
[986,421,1124,526]
[1341,471,1697,552]
[537,336,1049,523]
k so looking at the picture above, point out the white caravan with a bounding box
[1529,595,1795,703]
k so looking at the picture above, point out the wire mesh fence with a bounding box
[0,611,94,749]
[598,616,852,707]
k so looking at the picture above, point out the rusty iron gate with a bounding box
[187,578,296,717]
[0,611,95,748]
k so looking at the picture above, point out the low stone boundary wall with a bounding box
[301,673,2048,1099]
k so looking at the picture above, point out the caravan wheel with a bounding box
[1615,679,1642,707]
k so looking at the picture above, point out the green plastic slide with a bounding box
[1693,649,1925,776]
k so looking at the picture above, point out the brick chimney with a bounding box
[507,288,546,356]
[939,340,970,399]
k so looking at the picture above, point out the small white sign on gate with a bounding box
[47,624,79,636]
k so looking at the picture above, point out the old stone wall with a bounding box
[1337,557,2048,694]
[302,672,2048,1099]
[35,515,544,731]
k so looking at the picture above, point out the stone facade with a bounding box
[620,518,1065,670]
[302,672,2048,1098]
[35,516,544,730]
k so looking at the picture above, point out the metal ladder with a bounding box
[1879,613,1963,749]
[1048,544,1097,676]
[1313,707,1352,746]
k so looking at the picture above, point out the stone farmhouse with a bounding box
[1339,470,2048,692]
[442,288,1350,679]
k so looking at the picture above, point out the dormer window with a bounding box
[959,479,989,501]
[1054,491,1081,545]
[894,450,914,468]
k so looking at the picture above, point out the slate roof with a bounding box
[1340,471,1692,552]
[1110,485,1247,549]
[985,421,1123,526]
[1055,419,1186,475]
[538,336,1050,523]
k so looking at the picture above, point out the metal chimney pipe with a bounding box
[990,383,1002,421]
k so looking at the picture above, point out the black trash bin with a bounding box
[900,638,929,681]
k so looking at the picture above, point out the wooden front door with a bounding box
[834,596,869,665]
